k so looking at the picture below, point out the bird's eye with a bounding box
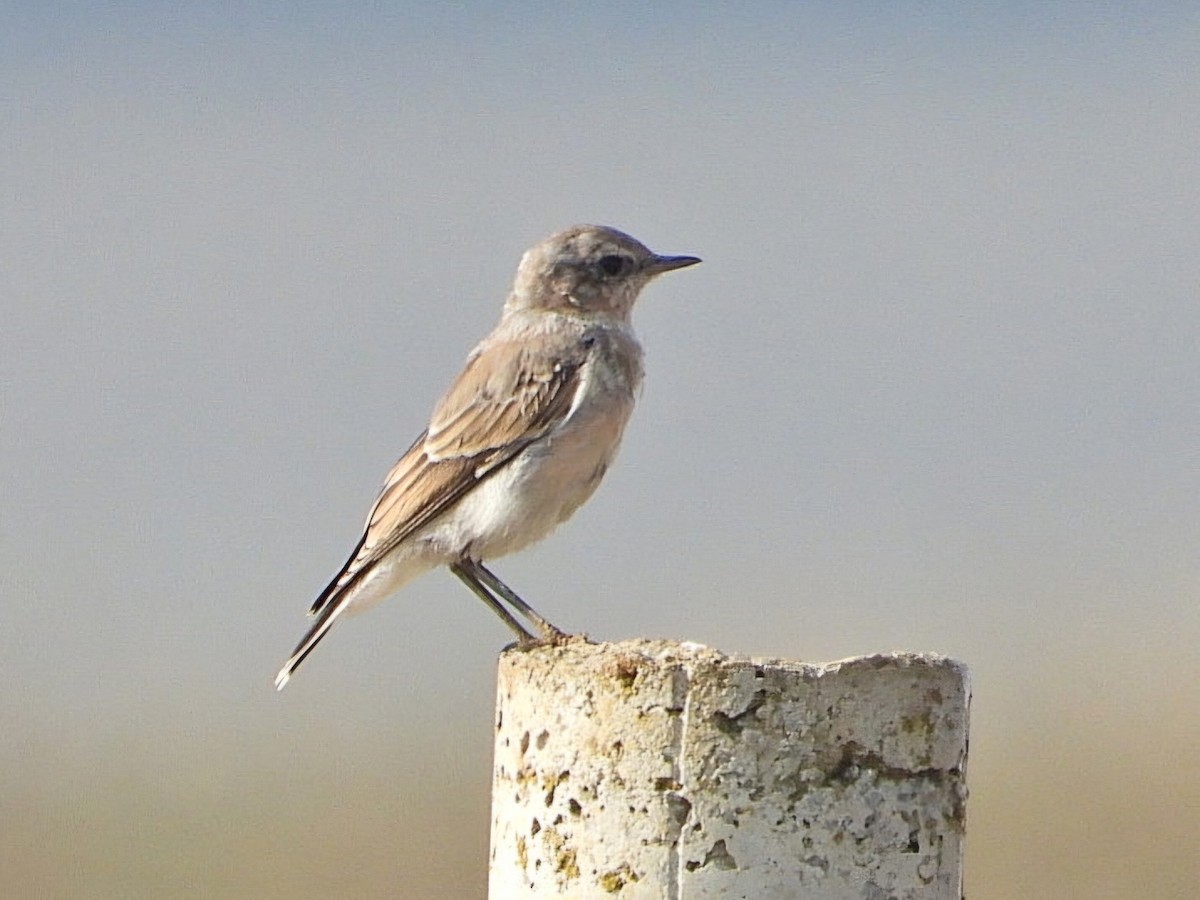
[597,255,631,277]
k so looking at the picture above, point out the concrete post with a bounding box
[488,639,969,899]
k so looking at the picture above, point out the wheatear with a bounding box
[274,225,700,689]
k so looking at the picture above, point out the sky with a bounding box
[2,3,1198,897]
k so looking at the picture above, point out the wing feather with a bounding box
[307,335,587,617]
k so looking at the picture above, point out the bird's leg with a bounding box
[468,559,569,642]
[450,561,538,646]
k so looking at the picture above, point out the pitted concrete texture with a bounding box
[489,638,969,899]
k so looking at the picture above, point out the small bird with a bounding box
[274,225,700,690]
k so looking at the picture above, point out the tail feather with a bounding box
[308,533,368,618]
[274,592,354,690]
[277,542,429,690]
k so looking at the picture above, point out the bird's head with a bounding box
[507,225,700,321]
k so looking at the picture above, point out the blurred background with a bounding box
[3,2,1197,897]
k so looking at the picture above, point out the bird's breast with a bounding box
[441,356,638,560]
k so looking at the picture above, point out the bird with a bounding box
[274,225,700,690]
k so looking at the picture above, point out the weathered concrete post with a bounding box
[489,639,969,899]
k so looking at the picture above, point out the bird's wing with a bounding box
[307,334,590,618]
[275,334,590,689]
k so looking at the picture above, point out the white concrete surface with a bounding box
[488,638,969,899]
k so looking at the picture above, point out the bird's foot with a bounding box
[512,627,575,650]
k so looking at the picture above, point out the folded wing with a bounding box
[308,335,589,618]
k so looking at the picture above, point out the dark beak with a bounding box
[643,254,702,276]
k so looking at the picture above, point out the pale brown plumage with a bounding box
[275,225,700,689]
[309,335,589,620]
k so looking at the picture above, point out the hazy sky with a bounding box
[3,3,1198,897]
